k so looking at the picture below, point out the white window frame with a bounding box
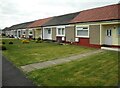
[29,31,33,35]
[106,29,112,37]
[76,25,89,38]
[43,27,52,35]
[56,26,65,36]
[22,29,26,35]
[118,27,120,35]
[47,28,51,34]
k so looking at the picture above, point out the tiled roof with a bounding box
[2,27,10,31]
[27,17,52,28]
[70,4,120,23]
[9,21,34,30]
[43,12,80,26]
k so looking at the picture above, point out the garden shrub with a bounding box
[33,38,36,40]
[36,37,42,43]
[37,37,41,41]
[0,45,7,50]
[22,40,30,44]
[2,42,5,44]
[9,41,13,44]
[36,40,42,43]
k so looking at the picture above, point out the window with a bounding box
[29,31,32,34]
[62,28,64,35]
[106,29,111,36]
[118,27,120,35]
[76,27,89,37]
[58,28,61,35]
[57,28,65,36]
[48,29,51,34]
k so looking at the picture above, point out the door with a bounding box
[43,28,52,40]
[105,29,112,45]
[18,31,21,38]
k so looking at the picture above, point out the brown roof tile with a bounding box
[70,4,120,23]
[27,17,52,28]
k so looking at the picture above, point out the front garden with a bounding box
[2,39,118,86]
[2,39,95,66]
[27,51,118,86]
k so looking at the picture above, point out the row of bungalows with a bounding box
[2,27,10,36]
[27,17,52,39]
[3,4,120,48]
[11,21,35,38]
[42,4,120,48]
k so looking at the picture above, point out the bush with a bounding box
[36,40,42,43]
[9,41,13,44]
[2,42,5,44]
[35,37,42,43]
[37,37,41,41]
[33,38,36,40]
[0,45,7,50]
[22,40,30,44]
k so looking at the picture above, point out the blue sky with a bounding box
[0,0,119,29]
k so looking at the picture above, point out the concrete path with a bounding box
[2,56,35,86]
[101,47,120,51]
[21,50,103,73]
[0,38,15,39]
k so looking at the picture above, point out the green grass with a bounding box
[2,39,94,66]
[27,51,118,86]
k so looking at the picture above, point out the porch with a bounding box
[100,23,120,47]
[43,27,52,40]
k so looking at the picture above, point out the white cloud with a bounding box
[0,0,119,29]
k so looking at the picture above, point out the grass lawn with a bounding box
[27,51,118,86]
[2,39,94,66]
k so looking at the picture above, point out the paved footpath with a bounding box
[2,56,35,86]
[21,50,103,73]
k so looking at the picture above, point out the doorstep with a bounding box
[101,47,120,51]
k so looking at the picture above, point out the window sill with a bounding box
[56,35,65,36]
[76,36,89,38]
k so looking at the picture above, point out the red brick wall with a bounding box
[56,36,66,43]
[78,38,90,46]
[74,38,101,48]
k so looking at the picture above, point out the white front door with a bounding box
[43,28,52,40]
[105,29,112,45]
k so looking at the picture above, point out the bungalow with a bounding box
[42,12,80,42]
[42,4,120,48]
[27,17,52,39]
[2,27,10,37]
[9,25,19,38]
[69,4,120,48]
[3,4,119,48]
[9,21,34,38]
[16,21,34,38]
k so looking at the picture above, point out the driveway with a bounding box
[2,56,36,87]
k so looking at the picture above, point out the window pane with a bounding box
[58,28,61,35]
[77,27,83,30]
[30,31,32,34]
[62,28,64,35]
[48,29,51,34]
[83,27,88,29]
[77,30,88,36]
[118,27,120,35]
